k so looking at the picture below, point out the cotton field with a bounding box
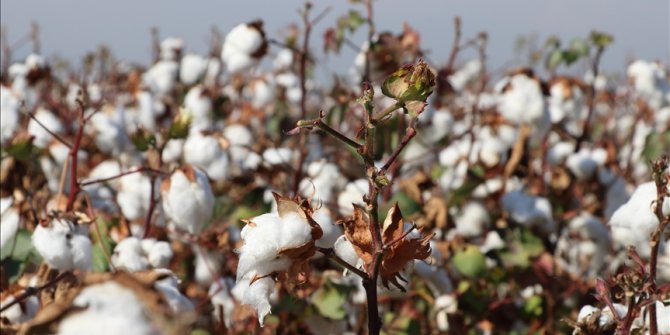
[0,2,669,335]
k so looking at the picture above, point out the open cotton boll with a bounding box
[143,61,179,96]
[161,166,214,234]
[627,60,669,110]
[548,79,585,124]
[210,278,236,328]
[546,141,576,166]
[454,202,491,238]
[337,179,369,216]
[273,48,294,70]
[300,160,347,203]
[555,212,610,279]
[32,218,92,271]
[222,22,266,74]
[435,294,458,332]
[223,124,254,170]
[0,294,38,325]
[161,139,184,164]
[153,271,194,314]
[160,37,184,61]
[180,53,207,85]
[184,86,213,131]
[57,281,158,335]
[262,147,294,166]
[313,209,340,248]
[448,60,481,92]
[0,197,20,254]
[89,107,129,155]
[241,276,275,327]
[117,169,153,221]
[497,73,551,139]
[142,239,174,269]
[194,247,223,286]
[334,235,362,270]
[609,182,662,258]
[28,108,64,148]
[112,237,150,272]
[184,131,229,181]
[565,147,607,180]
[501,189,555,233]
[0,86,20,146]
[439,160,468,191]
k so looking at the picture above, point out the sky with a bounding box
[1,0,668,78]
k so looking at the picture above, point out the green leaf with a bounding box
[347,10,365,32]
[190,329,210,335]
[522,295,544,318]
[3,229,34,261]
[545,49,563,70]
[452,245,486,278]
[561,50,580,66]
[312,281,351,320]
[569,38,590,57]
[382,312,421,335]
[589,31,613,49]
[6,138,34,161]
[130,128,156,152]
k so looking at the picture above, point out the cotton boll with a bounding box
[224,124,254,171]
[154,274,194,314]
[117,169,153,221]
[184,131,230,181]
[609,182,661,258]
[0,295,38,324]
[262,147,293,166]
[334,235,361,270]
[145,240,173,268]
[241,276,275,326]
[0,197,20,254]
[32,218,92,271]
[501,189,555,233]
[454,202,491,238]
[312,209,341,248]
[555,212,610,279]
[57,281,157,335]
[337,179,369,216]
[448,60,481,92]
[161,139,184,164]
[0,86,21,146]
[89,107,128,155]
[627,60,669,110]
[160,37,184,61]
[439,160,468,191]
[143,61,179,96]
[498,74,545,125]
[183,86,213,132]
[480,231,505,253]
[209,278,236,328]
[194,247,223,286]
[180,53,207,85]
[434,294,458,332]
[273,48,294,70]
[300,160,347,204]
[28,108,64,148]
[112,237,150,272]
[222,22,267,74]
[161,166,214,234]
[546,141,576,166]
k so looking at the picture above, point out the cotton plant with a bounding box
[0,196,21,256]
[183,130,230,181]
[554,212,611,279]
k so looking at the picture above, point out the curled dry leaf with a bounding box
[339,203,434,290]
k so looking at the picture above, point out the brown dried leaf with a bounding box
[380,232,433,289]
[339,205,374,265]
[382,203,404,243]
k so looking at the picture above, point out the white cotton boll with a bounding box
[241,276,274,327]
[439,160,468,191]
[663,197,670,218]
[652,300,670,334]
[627,60,669,110]
[184,86,212,131]
[184,132,229,181]
[112,237,150,272]
[479,137,507,167]
[454,202,491,237]
[161,139,184,164]
[434,294,458,332]
[32,219,92,271]
[81,160,122,211]
[598,169,630,219]
[546,142,576,166]
[262,147,293,166]
[0,295,38,324]
[576,305,599,323]
[334,236,361,270]
[313,209,340,248]
[89,110,128,155]
[160,37,184,61]
[222,23,265,74]
[438,143,462,167]
[146,240,173,268]
[556,212,610,279]
[501,189,555,233]
[28,108,64,148]
[180,53,207,85]
[162,166,214,234]
[566,149,599,180]
[425,110,454,143]
[154,275,194,314]
[472,177,504,198]
[609,182,660,258]
[0,198,20,254]
[278,212,313,248]
[273,48,294,70]
[448,60,481,92]
[117,170,152,221]
[247,77,275,108]
[0,86,21,146]
[58,281,157,335]
[480,231,505,253]
[498,74,546,125]
[337,179,368,216]
[143,61,179,96]
[300,160,347,203]
[194,247,223,286]
[210,278,236,328]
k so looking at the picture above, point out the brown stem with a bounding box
[445,17,462,73]
[142,174,158,239]
[317,247,368,279]
[65,100,86,212]
[648,156,669,335]
[379,125,416,175]
[79,167,164,187]
[297,117,363,150]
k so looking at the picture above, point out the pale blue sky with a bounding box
[1,0,668,77]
